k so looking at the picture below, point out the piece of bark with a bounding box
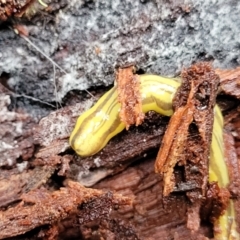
[85,218,140,240]
[0,93,36,168]
[202,182,230,222]
[155,106,191,191]
[34,100,93,148]
[0,166,55,208]
[155,63,219,197]
[0,0,32,20]
[224,106,240,141]
[116,66,144,129]
[154,63,219,231]
[94,157,213,239]
[224,131,240,196]
[39,224,59,240]
[77,192,140,240]
[0,181,131,239]
[223,131,240,233]
[32,100,94,170]
[216,67,240,99]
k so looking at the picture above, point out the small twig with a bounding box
[12,92,56,108]
[20,34,68,74]
[52,64,62,108]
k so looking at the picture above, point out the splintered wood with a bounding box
[154,63,219,231]
[116,66,144,130]
[216,67,240,99]
[0,181,131,239]
[155,63,219,197]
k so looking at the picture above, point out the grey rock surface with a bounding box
[0,0,239,108]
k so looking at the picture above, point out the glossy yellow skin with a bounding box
[210,106,238,240]
[70,74,238,239]
[70,75,180,156]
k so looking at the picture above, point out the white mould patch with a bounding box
[0,141,14,151]
[57,71,89,101]
[16,47,26,56]
[77,168,112,187]
[14,122,23,135]
[93,157,102,167]
[6,158,14,166]
[17,161,28,172]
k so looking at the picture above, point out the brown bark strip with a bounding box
[155,63,219,231]
[0,181,131,239]
[154,106,187,171]
[155,62,219,199]
[116,66,144,130]
[223,131,240,232]
[0,166,55,208]
[202,182,230,223]
[155,105,194,194]
[216,67,240,99]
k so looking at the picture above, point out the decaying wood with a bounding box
[155,106,191,193]
[155,63,219,197]
[216,67,240,99]
[116,66,144,129]
[222,105,240,229]
[94,157,213,239]
[0,181,131,239]
[155,63,219,231]
[202,182,230,223]
[0,166,55,208]
[0,94,36,168]
[1,64,240,239]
